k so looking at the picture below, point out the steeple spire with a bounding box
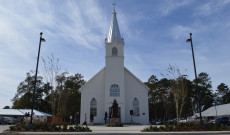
[105,4,124,44]
[112,3,116,11]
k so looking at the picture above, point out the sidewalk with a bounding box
[1,125,230,135]
[0,125,9,134]
[90,125,147,133]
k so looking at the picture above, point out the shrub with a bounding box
[142,127,150,132]
[168,125,174,131]
[25,125,29,131]
[85,127,92,132]
[142,122,230,132]
[221,125,228,130]
[115,123,123,127]
[32,125,37,131]
[79,126,85,131]
[106,123,123,127]
[9,126,15,131]
[152,126,159,131]
[16,126,21,131]
[7,123,91,132]
[41,123,50,131]
[159,126,165,131]
[69,126,74,131]
[62,124,67,131]
[51,124,60,131]
[74,126,80,131]
[106,123,112,127]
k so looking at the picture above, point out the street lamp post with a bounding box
[214,93,218,117]
[186,33,203,125]
[30,32,46,124]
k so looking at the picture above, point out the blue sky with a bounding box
[0,0,230,109]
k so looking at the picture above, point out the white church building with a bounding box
[79,8,149,125]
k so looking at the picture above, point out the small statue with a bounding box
[111,100,119,118]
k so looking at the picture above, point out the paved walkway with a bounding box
[0,125,9,134]
[1,125,230,135]
[90,125,147,133]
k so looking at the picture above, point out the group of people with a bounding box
[21,112,36,124]
[73,112,90,127]
[79,112,93,127]
[24,112,31,117]
[24,112,36,118]
[73,112,94,127]
[75,111,112,127]
[104,112,112,123]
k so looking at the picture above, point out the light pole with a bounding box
[214,93,218,117]
[186,33,203,125]
[30,32,46,124]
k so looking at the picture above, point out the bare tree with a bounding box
[167,65,188,125]
[42,54,61,123]
[56,72,69,120]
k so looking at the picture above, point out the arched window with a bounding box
[110,84,120,97]
[112,47,118,56]
[133,98,139,116]
[90,98,97,116]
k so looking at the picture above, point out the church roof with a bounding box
[105,9,124,44]
[79,67,149,93]
[79,67,105,92]
[124,67,150,91]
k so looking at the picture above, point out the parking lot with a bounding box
[0,125,9,133]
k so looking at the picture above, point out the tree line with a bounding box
[11,71,85,122]
[146,69,230,123]
[11,53,86,123]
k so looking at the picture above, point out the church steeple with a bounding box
[105,4,124,44]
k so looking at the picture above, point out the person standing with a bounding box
[104,112,108,124]
[74,112,80,126]
[109,112,111,123]
[82,113,87,127]
[27,112,30,117]
[90,113,94,126]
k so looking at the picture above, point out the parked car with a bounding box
[150,120,156,125]
[3,117,15,125]
[168,118,177,124]
[155,120,163,125]
[208,117,229,125]
[228,117,230,126]
[0,116,7,125]
[179,118,187,123]
[150,120,162,125]
[13,118,22,124]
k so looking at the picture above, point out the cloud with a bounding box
[51,1,109,50]
[158,0,191,16]
[0,4,34,59]
[193,0,230,16]
[0,0,111,108]
[0,0,110,53]
[169,25,194,40]
[0,0,230,109]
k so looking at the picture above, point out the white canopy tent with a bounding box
[0,109,52,116]
[0,109,52,122]
[0,109,23,116]
[193,103,230,118]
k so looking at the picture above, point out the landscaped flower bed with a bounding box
[106,123,123,127]
[142,123,230,132]
[8,123,91,132]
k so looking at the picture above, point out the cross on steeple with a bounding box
[112,3,116,11]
